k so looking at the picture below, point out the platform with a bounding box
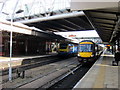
[73,50,119,89]
[0,53,57,69]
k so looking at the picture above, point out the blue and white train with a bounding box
[57,43,78,56]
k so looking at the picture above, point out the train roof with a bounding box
[80,40,94,43]
[79,40,96,45]
[60,42,78,45]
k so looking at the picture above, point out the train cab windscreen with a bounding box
[79,44,93,52]
[59,44,67,49]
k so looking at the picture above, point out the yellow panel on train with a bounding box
[79,52,92,57]
[59,49,68,52]
[80,42,93,44]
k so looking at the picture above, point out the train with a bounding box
[57,43,78,56]
[77,40,103,63]
[57,40,103,62]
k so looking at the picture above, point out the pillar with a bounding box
[25,38,28,55]
[0,31,2,56]
[118,38,120,49]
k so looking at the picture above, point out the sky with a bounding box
[55,30,101,43]
[55,30,99,38]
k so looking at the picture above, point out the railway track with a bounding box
[38,59,97,89]
[2,56,79,89]
[15,57,79,89]
[2,56,98,89]
[40,64,82,89]
[1,55,71,83]
[46,63,94,89]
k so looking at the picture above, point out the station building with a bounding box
[0,20,65,56]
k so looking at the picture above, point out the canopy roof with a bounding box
[1,0,120,43]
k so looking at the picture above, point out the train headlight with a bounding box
[91,55,94,57]
[77,54,80,56]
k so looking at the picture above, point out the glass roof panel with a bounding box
[0,0,71,20]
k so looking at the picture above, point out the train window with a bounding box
[68,46,73,51]
[60,44,67,49]
[79,44,93,52]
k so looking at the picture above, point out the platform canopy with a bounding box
[0,0,93,32]
[71,0,120,43]
[0,0,120,43]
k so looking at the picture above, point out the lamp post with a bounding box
[9,13,13,81]
[9,9,23,81]
[8,0,23,81]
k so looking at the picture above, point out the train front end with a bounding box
[77,40,95,63]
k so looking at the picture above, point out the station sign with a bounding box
[68,35,76,37]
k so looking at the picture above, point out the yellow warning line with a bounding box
[93,57,106,88]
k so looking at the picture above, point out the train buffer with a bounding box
[16,67,25,79]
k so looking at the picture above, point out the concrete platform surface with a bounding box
[0,53,57,69]
[73,50,119,89]
[0,53,57,62]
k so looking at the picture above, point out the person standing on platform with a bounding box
[114,48,120,66]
